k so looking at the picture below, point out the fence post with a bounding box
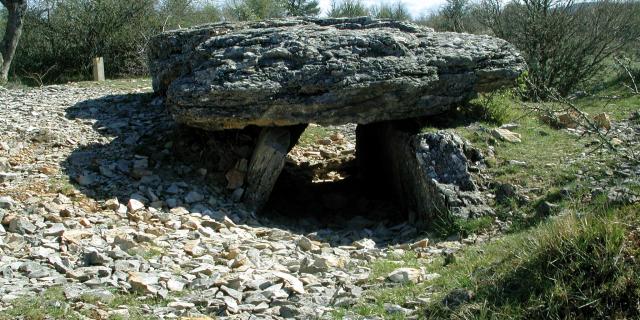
[92,57,105,81]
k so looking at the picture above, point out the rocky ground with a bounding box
[0,83,499,320]
[1,83,638,320]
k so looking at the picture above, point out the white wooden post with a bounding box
[92,57,105,81]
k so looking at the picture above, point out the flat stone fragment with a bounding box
[491,128,522,143]
[128,272,160,294]
[387,267,422,284]
[148,17,526,130]
[272,271,305,294]
[0,196,15,209]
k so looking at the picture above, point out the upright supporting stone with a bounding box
[357,121,492,228]
[357,121,429,226]
[92,57,105,82]
[243,127,293,211]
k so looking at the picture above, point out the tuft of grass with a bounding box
[369,251,422,280]
[126,246,166,260]
[297,125,332,147]
[49,176,76,195]
[433,215,494,239]
[0,287,81,320]
[465,90,518,125]
[106,293,168,317]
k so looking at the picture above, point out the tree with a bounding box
[0,0,26,84]
[283,0,320,16]
[327,0,369,17]
[13,0,159,82]
[370,1,411,21]
[159,0,221,30]
[440,0,470,32]
[223,0,287,21]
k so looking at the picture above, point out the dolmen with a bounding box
[148,17,526,227]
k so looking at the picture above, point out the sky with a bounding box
[317,0,447,18]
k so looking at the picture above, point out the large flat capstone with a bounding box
[148,17,526,130]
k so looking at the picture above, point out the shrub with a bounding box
[9,0,224,83]
[327,0,369,17]
[475,0,640,98]
[466,90,517,125]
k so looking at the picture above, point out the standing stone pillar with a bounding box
[92,57,105,82]
[356,121,427,226]
[243,125,306,211]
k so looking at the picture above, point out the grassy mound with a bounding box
[426,201,640,319]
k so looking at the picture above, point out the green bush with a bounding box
[465,90,517,125]
[8,0,224,83]
[327,0,369,17]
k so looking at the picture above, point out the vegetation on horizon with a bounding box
[1,0,638,96]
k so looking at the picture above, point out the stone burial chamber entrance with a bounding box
[147,17,526,228]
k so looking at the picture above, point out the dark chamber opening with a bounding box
[263,137,406,230]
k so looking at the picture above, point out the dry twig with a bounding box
[614,56,639,95]
[21,64,57,87]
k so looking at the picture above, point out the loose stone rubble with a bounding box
[0,84,500,319]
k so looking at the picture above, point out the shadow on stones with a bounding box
[62,93,419,247]
[266,158,405,229]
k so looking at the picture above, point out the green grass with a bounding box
[465,90,519,125]
[0,287,81,320]
[127,246,166,260]
[582,79,640,120]
[424,202,640,319]
[339,200,640,319]
[49,176,77,196]
[105,293,167,320]
[369,251,423,280]
[297,125,333,147]
[433,215,495,238]
[0,286,164,320]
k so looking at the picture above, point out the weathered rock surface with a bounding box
[148,17,526,130]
